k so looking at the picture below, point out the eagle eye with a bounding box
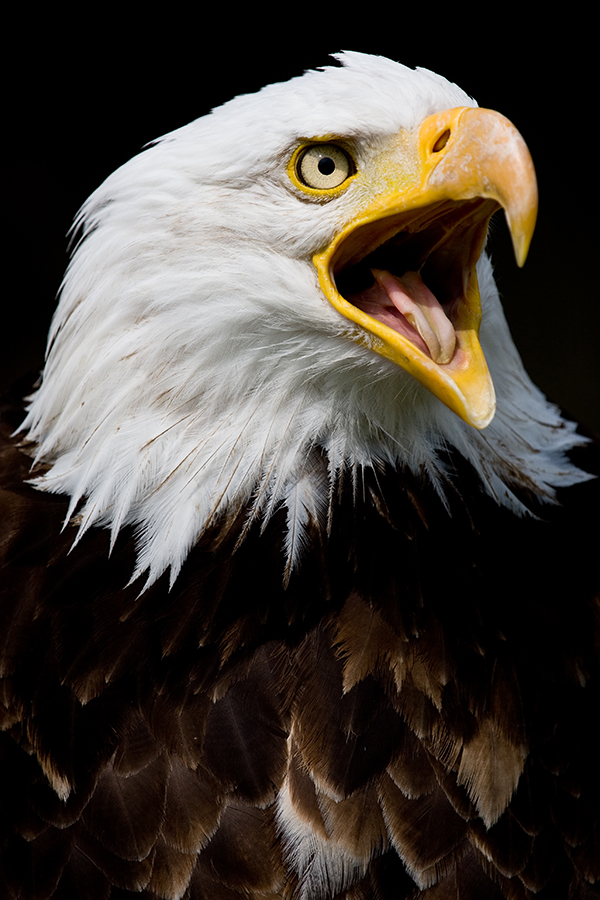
[297,144,353,190]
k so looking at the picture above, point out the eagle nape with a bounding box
[1,52,598,900]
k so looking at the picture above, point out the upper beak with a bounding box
[313,106,538,429]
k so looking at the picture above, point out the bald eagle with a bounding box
[1,52,598,900]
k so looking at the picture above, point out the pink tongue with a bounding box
[351,269,457,364]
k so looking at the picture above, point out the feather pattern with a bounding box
[2,409,599,897]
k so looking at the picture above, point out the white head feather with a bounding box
[22,52,588,586]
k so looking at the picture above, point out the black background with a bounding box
[6,14,598,433]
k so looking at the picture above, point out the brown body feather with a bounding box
[1,394,599,899]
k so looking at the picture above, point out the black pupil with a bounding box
[318,157,336,176]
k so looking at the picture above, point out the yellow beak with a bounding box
[313,107,538,429]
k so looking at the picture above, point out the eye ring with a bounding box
[296,144,353,190]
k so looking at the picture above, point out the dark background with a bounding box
[6,16,598,433]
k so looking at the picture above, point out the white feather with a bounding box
[276,777,378,899]
[21,52,589,586]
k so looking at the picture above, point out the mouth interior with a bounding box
[333,199,497,364]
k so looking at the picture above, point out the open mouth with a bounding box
[332,198,499,367]
[311,106,537,429]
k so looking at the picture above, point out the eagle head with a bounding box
[21,52,588,585]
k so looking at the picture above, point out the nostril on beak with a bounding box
[432,129,451,153]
